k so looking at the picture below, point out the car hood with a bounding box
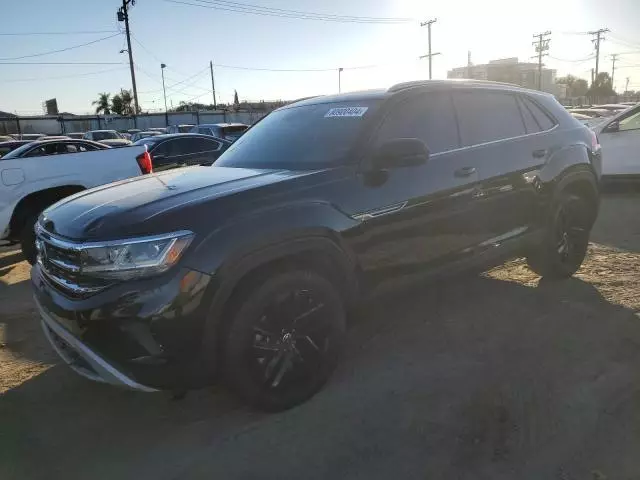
[41,166,311,240]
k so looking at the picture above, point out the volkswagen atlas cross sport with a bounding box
[32,80,601,411]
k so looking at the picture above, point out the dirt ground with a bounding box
[2,194,640,479]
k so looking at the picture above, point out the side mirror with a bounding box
[604,120,620,133]
[371,138,429,170]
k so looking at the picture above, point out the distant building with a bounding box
[448,57,556,94]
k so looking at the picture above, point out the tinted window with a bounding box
[518,97,541,133]
[216,100,381,170]
[198,127,213,135]
[375,92,458,154]
[150,140,172,156]
[454,91,526,146]
[191,137,220,151]
[617,106,640,131]
[91,131,120,141]
[521,96,555,131]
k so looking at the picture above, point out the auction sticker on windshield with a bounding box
[325,107,368,118]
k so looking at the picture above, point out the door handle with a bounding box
[454,166,477,177]
[532,149,548,158]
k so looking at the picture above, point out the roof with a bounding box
[134,132,232,143]
[287,80,551,110]
[196,123,248,128]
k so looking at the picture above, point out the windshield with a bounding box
[1,142,37,159]
[92,131,120,141]
[215,101,380,170]
[178,125,193,132]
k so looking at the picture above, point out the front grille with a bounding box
[36,224,110,297]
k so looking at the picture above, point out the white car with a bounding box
[593,104,640,178]
[0,138,150,262]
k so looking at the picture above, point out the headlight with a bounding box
[79,231,194,280]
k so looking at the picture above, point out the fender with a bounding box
[538,143,598,200]
[183,200,360,276]
[193,202,361,375]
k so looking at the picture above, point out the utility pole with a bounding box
[610,54,618,92]
[589,28,609,80]
[338,67,343,93]
[161,63,168,126]
[467,50,472,78]
[532,31,551,91]
[210,61,217,109]
[420,19,440,79]
[625,77,630,93]
[117,0,140,114]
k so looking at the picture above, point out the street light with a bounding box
[338,67,344,93]
[161,63,168,127]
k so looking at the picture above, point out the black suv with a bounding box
[32,80,601,411]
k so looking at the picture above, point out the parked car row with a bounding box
[30,79,604,411]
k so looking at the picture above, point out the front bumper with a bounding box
[32,263,214,390]
[36,295,158,392]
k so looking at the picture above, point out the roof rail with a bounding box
[388,79,523,93]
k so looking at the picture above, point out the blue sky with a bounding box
[2,0,640,114]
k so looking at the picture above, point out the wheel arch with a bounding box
[8,185,86,239]
[199,234,360,376]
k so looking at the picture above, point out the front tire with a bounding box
[526,193,591,279]
[221,269,345,411]
[20,213,40,265]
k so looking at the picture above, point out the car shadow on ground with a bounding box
[2,270,640,480]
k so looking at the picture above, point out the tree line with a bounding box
[92,90,134,115]
[557,72,639,99]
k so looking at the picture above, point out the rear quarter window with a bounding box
[520,96,556,131]
[453,91,527,146]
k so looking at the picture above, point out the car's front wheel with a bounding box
[526,192,592,278]
[221,269,345,411]
[20,212,40,265]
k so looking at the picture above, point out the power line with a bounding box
[0,66,128,83]
[0,33,121,61]
[164,0,413,24]
[0,30,119,36]
[192,0,412,22]
[548,54,595,63]
[130,34,166,64]
[0,61,128,65]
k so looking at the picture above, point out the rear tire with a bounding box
[20,212,40,265]
[526,193,591,279]
[221,269,345,411]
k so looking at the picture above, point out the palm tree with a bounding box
[92,92,111,114]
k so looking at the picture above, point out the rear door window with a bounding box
[375,92,459,154]
[520,96,556,131]
[191,137,221,152]
[454,91,526,146]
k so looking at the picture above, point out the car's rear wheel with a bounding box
[221,269,345,411]
[526,193,591,279]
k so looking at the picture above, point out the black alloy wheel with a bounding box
[222,270,345,411]
[527,193,591,278]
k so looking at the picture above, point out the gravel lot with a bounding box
[2,194,640,480]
